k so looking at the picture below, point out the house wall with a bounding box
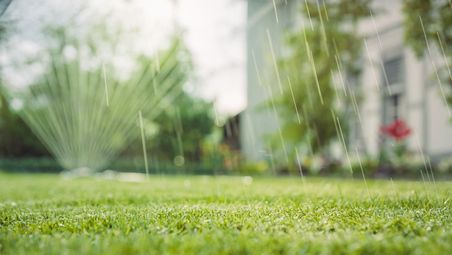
[358,1,452,160]
[241,0,298,161]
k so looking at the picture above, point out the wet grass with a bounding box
[0,173,451,254]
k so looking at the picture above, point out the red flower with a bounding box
[380,119,411,141]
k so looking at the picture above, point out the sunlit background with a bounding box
[1,0,246,114]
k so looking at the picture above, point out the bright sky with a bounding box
[1,0,246,115]
[178,0,246,115]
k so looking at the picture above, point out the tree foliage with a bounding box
[403,0,452,105]
[0,0,47,157]
[147,92,216,163]
[0,87,50,157]
[272,0,371,163]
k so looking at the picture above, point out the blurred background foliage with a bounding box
[263,0,451,177]
[268,0,372,173]
[0,1,223,173]
[0,0,451,177]
[121,90,217,164]
[402,0,452,106]
[0,86,50,157]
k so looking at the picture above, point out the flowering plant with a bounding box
[380,119,411,141]
[378,119,412,175]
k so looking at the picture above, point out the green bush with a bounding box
[438,157,452,175]
[342,156,379,177]
[0,157,226,175]
[237,161,269,176]
[0,158,60,172]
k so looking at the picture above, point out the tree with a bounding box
[0,0,49,158]
[270,0,372,169]
[403,0,452,106]
[123,91,216,165]
[151,92,215,163]
[0,87,50,157]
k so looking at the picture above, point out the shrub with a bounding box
[438,157,452,175]
[237,161,269,176]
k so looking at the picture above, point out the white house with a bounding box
[241,0,452,163]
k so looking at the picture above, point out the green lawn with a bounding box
[0,173,451,255]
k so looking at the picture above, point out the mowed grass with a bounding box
[0,173,451,255]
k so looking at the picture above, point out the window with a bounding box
[383,94,400,125]
[383,57,403,86]
[381,56,404,125]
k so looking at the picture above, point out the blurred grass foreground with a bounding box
[0,173,451,254]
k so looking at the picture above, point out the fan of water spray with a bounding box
[7,39,187,172]
[0,0,12,16]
